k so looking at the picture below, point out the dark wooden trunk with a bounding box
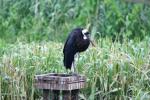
[62,90,71,100]
[52,90,60,100]
[71,89,79,100]
[43,89,49,100]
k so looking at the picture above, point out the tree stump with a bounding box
[34,73,86,100]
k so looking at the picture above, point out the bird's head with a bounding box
[81,28,95,47]
[82,29,90,40]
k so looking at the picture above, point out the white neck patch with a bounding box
[82,29,88,40]
[82,29,88,35]
[83,35,87,39]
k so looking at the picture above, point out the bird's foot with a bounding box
[69,72,78,76]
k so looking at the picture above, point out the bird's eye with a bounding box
[85,32,90,35]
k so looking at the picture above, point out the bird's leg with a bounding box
[71,61,75,73]
[70,61,75,74]
[77,53,80,63]
[65,69,72,77]
[66,68,69,74]
[70,53,80,76]
[76,53,80,73]
[74,53,79,73]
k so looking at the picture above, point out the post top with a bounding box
[34,73,86,90]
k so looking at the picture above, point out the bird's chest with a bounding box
[76,39,90,52]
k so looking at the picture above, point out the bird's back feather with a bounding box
[63,28,90,70]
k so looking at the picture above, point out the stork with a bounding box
[63,27,93,73]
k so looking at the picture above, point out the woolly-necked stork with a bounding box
[63,27,93,73]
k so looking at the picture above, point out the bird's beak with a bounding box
[90,39,95,47]
[85,24,95,47]
[87,34,95,47]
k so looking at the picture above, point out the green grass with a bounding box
[1,38,150,100]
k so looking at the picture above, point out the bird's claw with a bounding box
[69,72,78,76]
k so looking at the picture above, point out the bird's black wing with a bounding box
[63,34,77,69]
[63,35,70,54]
[63,29,77,53]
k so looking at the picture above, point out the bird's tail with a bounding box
[63,52,75,70]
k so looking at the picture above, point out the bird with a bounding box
[63,27,92,74]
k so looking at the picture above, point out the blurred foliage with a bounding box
[0,0,150,43]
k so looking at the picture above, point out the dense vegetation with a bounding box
[0,0,150,42]
[0,0,150,100]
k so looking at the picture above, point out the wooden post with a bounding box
[52,90,60,100]
[62,90,71,100]
[62,90,79,100]
[43,89,49,100]
[34,73,86,100]
[71,89,79,100]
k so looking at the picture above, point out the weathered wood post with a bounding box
[34,73,86,100]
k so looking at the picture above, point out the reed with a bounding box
[1,38,150,100]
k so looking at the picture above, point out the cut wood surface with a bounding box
[34,73,86,90]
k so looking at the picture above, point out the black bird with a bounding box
[63,28,91,73]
